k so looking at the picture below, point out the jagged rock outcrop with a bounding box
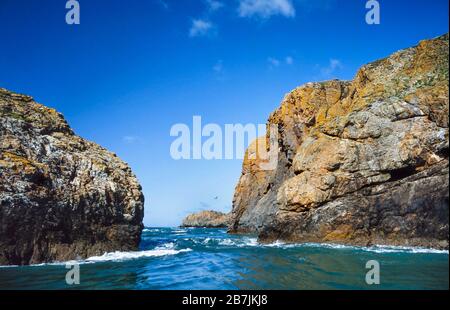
[231,34,449,249]
[0,88,144,265]
[181,211,231,228]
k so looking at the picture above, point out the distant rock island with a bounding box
[230,34,449,249]
[0,88,144,265]
[181,211,231,228]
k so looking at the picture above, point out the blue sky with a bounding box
[0,0,448,227]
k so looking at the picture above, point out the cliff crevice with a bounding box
[230,34,449,249]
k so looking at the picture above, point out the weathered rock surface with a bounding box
[181,211,231,228]
[230,34,449,249]
[0,88,144,265]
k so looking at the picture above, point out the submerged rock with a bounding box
[231,34,449,249]
[181,211,231,228]
[0,88,144,265]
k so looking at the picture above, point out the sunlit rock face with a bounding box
[0,88,144,265]
[231,34,449,249]
[182,211,231,228]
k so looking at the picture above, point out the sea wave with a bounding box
[262,241,449,254]
[172,229,187,234]
[187,235,448,254]
[143,228,162,233]
[1,235,447,269]
[0,244,192,268]
[85,248,192,262]
[360,245,449,254]
[184,236,259,248]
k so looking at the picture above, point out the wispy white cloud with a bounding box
[268,57,281,68]
[238,0,295,19]
[320,58,343,77]
[189,19,214,37]
[156,0,169,10]
[213,60,224,73]
[285,56,294,65]
[189,2,222,38]
[122,136,142,144]
[268,56,294,68]
[205,0,224,12]
[213,60,228,81]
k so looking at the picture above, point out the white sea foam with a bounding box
[210,236,448,254]
[241,237,259,247]
[263,241,449,254]
[263,240,293,248]
[0,259,93,268]
[0,243,192,268]
[142,228,161,233]
[0,264,20,268]
[1,236,446,269]
[215,237,258,247]
[172,229,187,234]
[85,248,192,262]
[307,242,449,254]
[362,245,449,254]
[218,239,235,246]
[156,242,177,250]
[202,237,211,244]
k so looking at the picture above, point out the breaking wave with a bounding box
[186,235,448,254]
[85,248,192,262]
[1,228,447,270]
[1,227,448,289]
[85,242,192,262]
[259,241,449,254]
[0,242,192,268]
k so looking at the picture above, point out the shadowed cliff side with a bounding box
[230,33,449,249]
[0,88,145,265]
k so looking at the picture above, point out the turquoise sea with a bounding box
[0,227,448,290]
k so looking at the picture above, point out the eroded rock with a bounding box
[230,34,449,249]
[182,211,231,228]
[0,88,145,265]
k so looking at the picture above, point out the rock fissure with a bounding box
[0,88,145,265]
[230,34,449,249]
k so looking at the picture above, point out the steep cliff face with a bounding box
[181,211,231,228]
[231,34,449,249]
[0,88,144,265]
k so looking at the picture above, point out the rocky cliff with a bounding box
[0,88,144,265]
[181,211,231,228]
[230,34,449,249]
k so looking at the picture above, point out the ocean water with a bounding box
[0,227,448,290]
